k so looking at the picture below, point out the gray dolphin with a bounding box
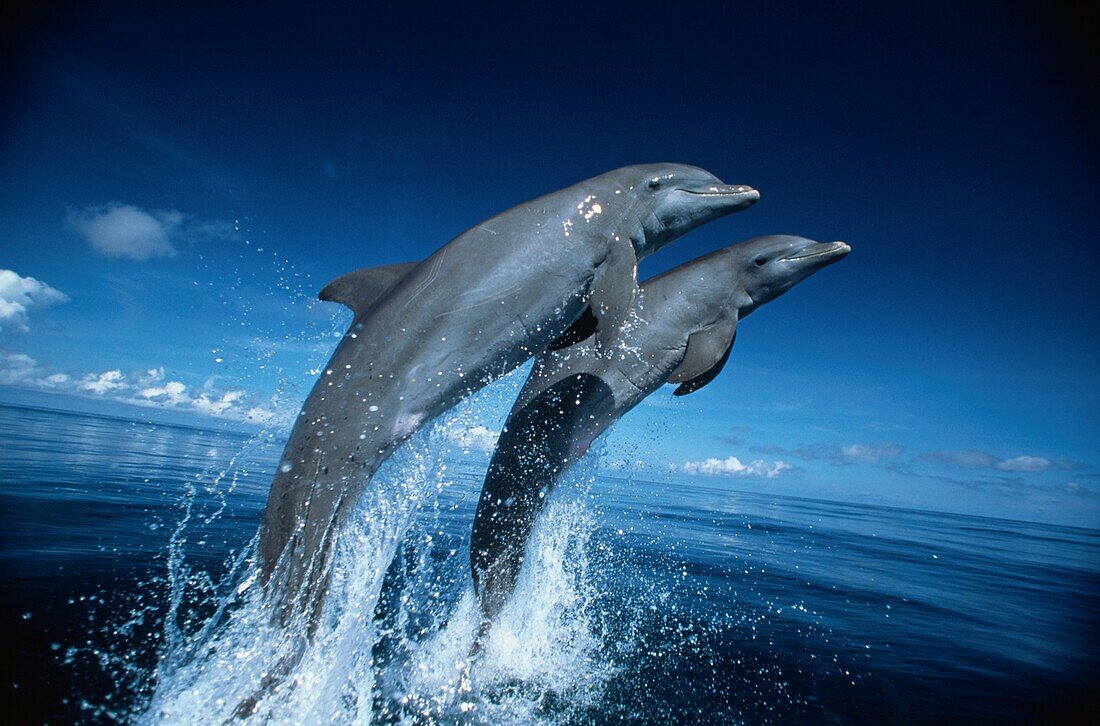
[257,164,759,625]
[469,235,850,620]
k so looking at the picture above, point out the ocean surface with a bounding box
[1,402,1097,724]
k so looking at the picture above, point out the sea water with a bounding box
[1,402,1097,723]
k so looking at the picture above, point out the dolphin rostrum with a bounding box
[257,164,759,625]
[469,235,850,621]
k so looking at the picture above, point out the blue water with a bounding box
[1,402,1097,723]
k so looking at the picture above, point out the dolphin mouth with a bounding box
[780,241,851,262]
[681,184,760,201]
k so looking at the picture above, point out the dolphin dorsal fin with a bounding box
[318,261,420,316]
[669,317,738,396]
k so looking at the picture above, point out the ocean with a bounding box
[1,402,1096,723]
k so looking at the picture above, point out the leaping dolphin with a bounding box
[469,235,850,621]
[257,164,759,625]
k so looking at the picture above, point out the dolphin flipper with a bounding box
[319,261,420,316]
[669,317,738,395]
[589,234,638,352]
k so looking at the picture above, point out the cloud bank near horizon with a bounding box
[0,351,278,425]
[682,456,791,479]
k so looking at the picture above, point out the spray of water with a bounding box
[383,481,614,724]
[134,363,632,724]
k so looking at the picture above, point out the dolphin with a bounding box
[469,235,850,621]
[257,164,759,625]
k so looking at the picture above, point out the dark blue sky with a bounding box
[1,2,1097,525]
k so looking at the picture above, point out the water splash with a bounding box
[134,360,628,724]
[379,476,615,724]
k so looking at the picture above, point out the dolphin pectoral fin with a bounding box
[672,337,735,395]
[318,261,420,316]
[589,234,638,352]
[670,318,738,396]
[547,307,597,350]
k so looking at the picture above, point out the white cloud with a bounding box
[840,442,903,464]
[0,269,69,332]
[192,389,244,417]
[994,455,1052,473]
[682,456,791,479]
[41,372,71,387]
[67,203,241,261]
[82,369,126,394]
[0,351,38,385]
[69,203,183,260]
[448,424,499,453]
[137,379,188,405]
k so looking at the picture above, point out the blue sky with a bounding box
[1,2,1097,526]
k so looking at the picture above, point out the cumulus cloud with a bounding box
[192,389,245,417]
[682,456,791,479]
[137,379,188,405]
[82,369,126,394]
[0,269,68,332]
[0,351,275,425]
[68,203,183,260]
[448,424,499,453]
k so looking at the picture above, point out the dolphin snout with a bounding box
[683,184,759,198]
[726,185,761,206]
[781,240,851,262]
[680,184,760,213]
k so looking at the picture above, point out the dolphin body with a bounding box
[469,235,850,620]
[257,164,759,625]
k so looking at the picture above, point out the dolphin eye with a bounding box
[754,256,767,267]
[647,178,661,190]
